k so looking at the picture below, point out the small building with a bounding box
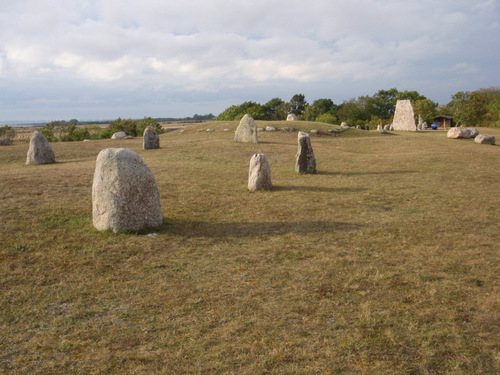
[433,115,453,128]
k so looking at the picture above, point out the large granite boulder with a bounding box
[287,114,298,121]
[474,134,496,145]
[248,153,272,192]
[295,132,316,173]
[92,148,163,233]
[143,127,160,149]
[111,131,127,139]
[26,131,55,165]
[234,114,258,143]
[447,127,463,139]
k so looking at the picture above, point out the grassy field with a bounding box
[1,121,499,374]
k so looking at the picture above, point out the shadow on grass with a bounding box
[317,170,417,176]
[160,219,363,238]
[273,185,366,193]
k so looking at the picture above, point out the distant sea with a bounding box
[0,121,46,128]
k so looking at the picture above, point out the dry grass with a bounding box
[1,122,499,374]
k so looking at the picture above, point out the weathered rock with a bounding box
[341,122,349,128]
[206,129,214,132]
[92,148,163,233]
[295,132,316,174]
[26,131,55,165]
[310,129,319,134]
[0,137,12,145]
[283,127,295,132]
[417,114,425,129]
[447,127,463,138]
[356,125,362,129]
[248,153,272,192]
[461,129,473,139]
[287,114,298,121]
[468,128,479,138]
[143,127,160,149]
[111,131,127,139]
[474,134,496,145]
[328,129,339,134]
[266,126,277,132]
[257,128,265,132]
[392,100,417,131]
[384,124,390,131]
[366,124,371,131]
[377,124,387,134]
[234,114,258,143]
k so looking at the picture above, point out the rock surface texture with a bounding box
[287,114,297,121]
[474,134,496,145]
[447,128,463,138]
[234,114,258,143]
[295,132,316,174]
[248,154,272,192]
[143,127,160,149]
[92,148,162,233]
[392,100,417,131]
[0,137,12,145]
[26,131,55,165]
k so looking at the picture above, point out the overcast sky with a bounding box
[1,0,499,122]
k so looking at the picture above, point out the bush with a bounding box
[0,125,15,139]
[107,117,163,138]
[315,113,338,124]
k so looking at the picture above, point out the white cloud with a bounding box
[0,0,499,119]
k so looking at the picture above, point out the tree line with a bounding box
[216,87,500,127]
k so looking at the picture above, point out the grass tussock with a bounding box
[1,123,499,374]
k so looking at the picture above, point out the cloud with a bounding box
[0,0,499,119]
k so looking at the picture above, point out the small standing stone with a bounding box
[0,137,12,146]
[287,114,298,121]
[234,114,258,143]
[295,132,316,174]
[341,122,349,128]
[248,154,272,192]
[26,131,55,165]
[143,127,160,149]
[366,124,371,131]
[92,148,163,233]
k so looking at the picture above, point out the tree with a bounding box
[397,90,427,103]
[449,91,486,126]
[370,88,399,120]
[263,97,287,120]
[288,94,308,116]
[413,99,438,124]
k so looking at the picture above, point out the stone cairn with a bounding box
[26,131,55,165]
[248,153,272,192]
[392,100,417,131]
[234,114,258,143]
[295,131,316,173]
[143,127,160,149]
[92,148,163,233]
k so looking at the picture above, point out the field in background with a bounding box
[1,122,499,374]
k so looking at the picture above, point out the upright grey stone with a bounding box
[26,131,55,165]
[366,124,371,130]
[143,127,160,149]
[295,132,316,174]
[248,154,272,192]
[392,100,417,131]
[234,114,258,143]
[0,137,12,146]
[92,148,162,234]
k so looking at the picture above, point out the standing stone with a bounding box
[287,114,298,121]
[384,124,390,131]
[234,114,258,143]
[295,132,316,174]
[341,122,349,128]
[392,100,417,131]
[248,154,272,192]
[143,127,160,149]
[26,131,55,165]
[92,148,162,233]
[474,134,496,145]
[0,137,12,145]
[366,124,371,131]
